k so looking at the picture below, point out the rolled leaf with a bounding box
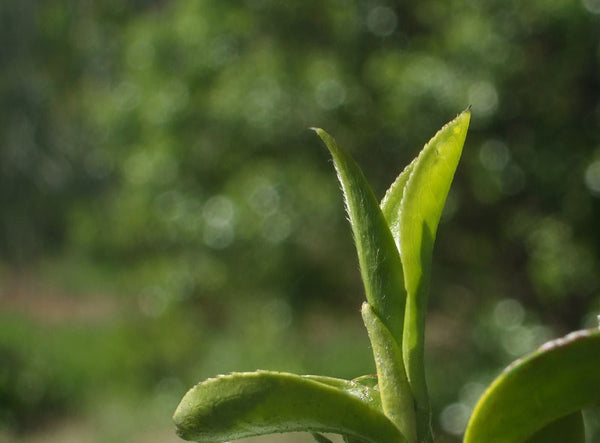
[313,128,406,347]
[362,302,416,442]
[464,328,600,443]
[174,370,406,443]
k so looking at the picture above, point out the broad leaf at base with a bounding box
[173,370,406,443]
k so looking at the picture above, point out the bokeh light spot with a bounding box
[203,195,235,228]
[582,0,600,14]
[468,81,499,117]
[440,402,471,435]
[248,180,280,216]
[584,159,600,195]
[315,79,347,109]
[479,139,510,171]
[203,195,236,249]
[366,6,398,37]
[493,298,525,330]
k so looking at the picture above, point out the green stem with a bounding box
[403,269,433,443]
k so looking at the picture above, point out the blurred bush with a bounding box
[1,0,600,441]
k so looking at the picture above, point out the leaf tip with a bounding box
[309,127,328,138]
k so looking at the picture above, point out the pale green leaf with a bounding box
[380,157,416,248]
[173,370,406,443]
[464,328,600,443]
[392,110,470,440]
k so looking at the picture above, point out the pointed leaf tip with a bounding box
[381,111,470,442]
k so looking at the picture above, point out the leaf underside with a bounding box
[464,329,600,443]
[173,371,406,443]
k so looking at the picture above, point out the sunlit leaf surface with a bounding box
[464,329,600,443]
[174,371,406,443]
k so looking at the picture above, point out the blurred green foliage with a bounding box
[1,0,600,441]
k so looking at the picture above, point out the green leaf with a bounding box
[312,128,406,348]
[362,302,416,442]
[352,374,379,389]
[173,370,406,443]
[464,328,600,443]
[524,412,585,443]
[301,374,382,410]
[380,158,416,247]
[382,110,470,440]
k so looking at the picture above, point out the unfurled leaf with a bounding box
[313,128,406,347]
[174,370,406,443]
[380,158,416,248]
[361,302,416,442]
[383,110,470,440]
[464,328,600,443]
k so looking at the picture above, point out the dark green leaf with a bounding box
[313,128,407,347]
[524,412,585,443]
